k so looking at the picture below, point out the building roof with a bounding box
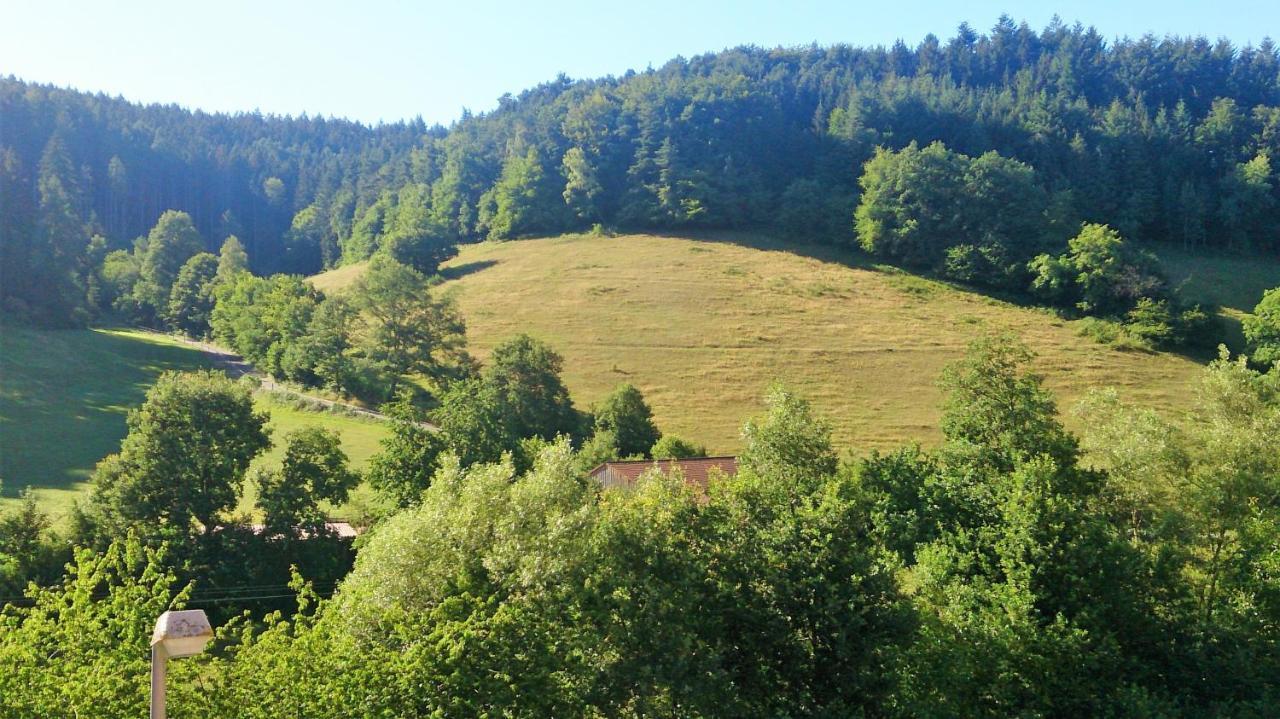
[246,521,360,539]
[588,456,738,491]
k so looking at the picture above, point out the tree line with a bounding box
[0,257,704,613]
[7,16,1280,325]
[2,336,1278,716]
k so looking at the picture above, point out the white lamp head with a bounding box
[151,609,213,659]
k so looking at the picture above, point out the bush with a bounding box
[1174,304,1218,349]
[1124,298,1176,347]
[651,435,708,459]
[855,142,1054,270]
[1244,287,1280,366]
[943,243,1024,289]
[1076,317,1153,352]
[1028,252,1075,304]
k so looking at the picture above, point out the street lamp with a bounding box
[150,609,213,719]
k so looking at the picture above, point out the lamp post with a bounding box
[150,609,213,719]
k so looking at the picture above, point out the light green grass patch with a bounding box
[0,325,389,519]
[0,326,215,516]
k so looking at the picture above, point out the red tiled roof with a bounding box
[588,456,738,491]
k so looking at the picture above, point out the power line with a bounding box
[0,582,340,607]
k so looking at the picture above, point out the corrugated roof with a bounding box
[588,456,738,491]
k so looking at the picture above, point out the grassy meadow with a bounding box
[0,325,388,519]
[9,235,1276,517]
[315,233,1213,455]
[1155,244,1280,350]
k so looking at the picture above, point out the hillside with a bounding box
[313,234,1217,453]
[0,325,388,518]
[11,25,1280,328]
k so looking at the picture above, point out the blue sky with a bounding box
[3,1,1278,126]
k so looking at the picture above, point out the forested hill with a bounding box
[0,77,428,272]
[6,16,1280,325]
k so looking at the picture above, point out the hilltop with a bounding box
[313,233,1214,452]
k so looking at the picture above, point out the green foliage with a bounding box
[341,185,458,272]
[262,176,286,205]
[84,370,270,539]
[938,334,1079,472]
[217,235,250,282]
[211,273,321,378]
[7,334,1280,715]
[574,428,621,471]
[352,255,466,391]
[12,22,1280,715]
[23,134,90,326]
[1244,287,1280,366]
[774,177,854,242]
[280,296,358,393]
[0,536,188,719]
[0,488,61,596]
[184,424,908,716]
[649,434,707,460]
[342,193,391,262]
[478,147,567,240]
[866,335,1156,715]
[284,204,332,273]
[434,335,582,470]
[1124,297,1178,347]
[855,142,1055,278]
[1218,153,1275,251]
[255,427,357,537]
[365,395,445,508]
[1063,223,1167,315]
[482,334,583,443]
[591,383,661,459]
[943,243,1022,289]
[1079,352,1280,706]
[135,210,205,319]
[12,26,1280,327]
[1074,315,1149,351]
[561,145,604,224]
[381,183,458,273]
[99,247,141,312]
[165,252,219,336]
[855,142,967,265]
[434,377,518,468]
[739,383,839,493]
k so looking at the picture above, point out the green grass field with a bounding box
[314,233,1211,454]
[1155,244,1280,351]
[0,327,213,512]
[9,235,1273,518]
[0,325,388,519]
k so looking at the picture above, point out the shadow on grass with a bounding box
[440,259,499,281]
[642,229,1238,364]
[0,326,213,494]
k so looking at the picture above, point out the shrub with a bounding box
[1243,287,1280,366]
[1124,298,1177,347]
[651,435,708,459]
[944,243,1024,289]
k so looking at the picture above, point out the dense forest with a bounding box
[6,16,1280,326]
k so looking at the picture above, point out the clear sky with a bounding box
[3,0,1278,127]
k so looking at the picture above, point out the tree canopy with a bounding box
[9,19,1280,325]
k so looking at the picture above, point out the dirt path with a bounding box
[175,336,405,424]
